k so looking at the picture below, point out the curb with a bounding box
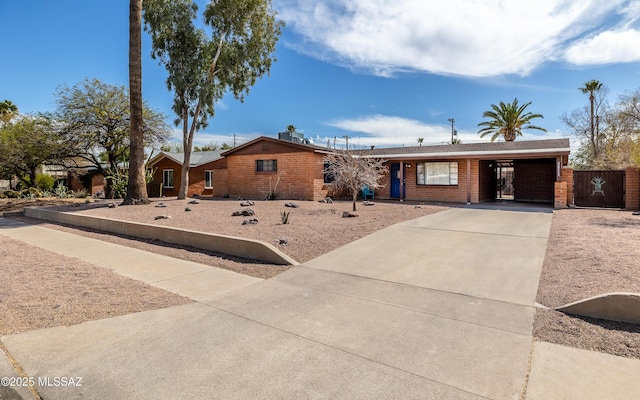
[24,207,298,266]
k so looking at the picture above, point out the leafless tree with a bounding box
[324,150,388,212]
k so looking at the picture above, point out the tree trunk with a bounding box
[177,135,191,200]
[123,0,149,205]
[352,190,357,212]
[504,131,516,142]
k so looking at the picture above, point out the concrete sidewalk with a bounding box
[0,217,262,302]
[1,209,639,399]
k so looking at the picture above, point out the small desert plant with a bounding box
[35,174,55,191]
[265,171,285,200]
[105,168,128,199]
[53,184,72,198]
[20,187,43,199]
[3,190,20,198]
[72,189,88,198]
[280,210,290,224]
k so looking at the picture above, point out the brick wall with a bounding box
[626,167,640,210]
[150,157,181,197]
[560,166,574,206]
[514,159,555,202]
[225,151,327,200]
[149,157,227,198]
[379,160,479,203]
[554,181,567,208]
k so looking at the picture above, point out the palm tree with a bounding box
[123,0,150,205]
[417,137,424,146]
[579,79,603,157]
[477,98,546,141]
[0,100,18,125]
[286,124,296,134]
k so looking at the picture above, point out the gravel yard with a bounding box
[2,199,640,360]
[534,208,640,359]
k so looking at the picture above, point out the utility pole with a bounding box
[343,135,350,150]
[233,134,236,148]
[448,118,455,144]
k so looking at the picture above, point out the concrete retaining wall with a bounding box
[24,207,298,266]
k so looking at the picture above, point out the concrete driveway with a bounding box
[2,207,553,399]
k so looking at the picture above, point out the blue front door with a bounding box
[390,163,404,198]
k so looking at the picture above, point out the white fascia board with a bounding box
[359,147,571,159]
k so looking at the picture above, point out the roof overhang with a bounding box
[360,147,571,161]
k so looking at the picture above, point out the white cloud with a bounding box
[275,0,634,77]
[318,114,570,148]
[564,29,640,65]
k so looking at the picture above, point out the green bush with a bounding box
[3,190,20,198]
[21,187,43,199]
[72,189,88,198]
[35,174,55,191]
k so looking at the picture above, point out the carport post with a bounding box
[466,159,471,204]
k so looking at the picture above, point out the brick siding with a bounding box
[560,166,574,206]
[626,167,640,210]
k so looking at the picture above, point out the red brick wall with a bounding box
[225,150,328,200]
[149,157,227,198]
[379,160,479,203]
[626,167,640,210]
[514,159,555,202]
[560,166,574,206]
[91,174,105,196]
[150,157,181,197]
[554,181,567,208]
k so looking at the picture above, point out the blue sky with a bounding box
[1,1,640,150]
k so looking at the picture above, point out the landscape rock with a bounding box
[276,237,288,246]
[284,202,299,208]
[232,209,255,217]
[155,203,167,208]
[107,203,117,208]
[342,211,357,218]
[185,207,192,212]
[154,215,171,220]
[240,200,255,207]
[242,218,259,225]
[363,201,374,206]
[188,199,200,204]
[319,197,333,204]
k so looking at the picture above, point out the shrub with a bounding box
[35,174,55,191]
[280,210,290,224]
[21,187,43,199]
[72,189,88,198]
[3,190,20,198]
[53,184,72,198]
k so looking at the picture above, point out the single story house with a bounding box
[365,138,571,204]
[147,150,226,198]
[147,136,572,205]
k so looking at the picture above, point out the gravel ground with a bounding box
[0,236,192,336]
[47,197,445,263]
[534,208,640,359]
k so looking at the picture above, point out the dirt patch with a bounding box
[535,208,640,359]
[0,236,192,336]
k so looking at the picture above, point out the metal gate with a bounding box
[574,170,625,208]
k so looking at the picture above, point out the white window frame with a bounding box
[163,169,174,188]
[416,162,458,186]
[204,170,213,189]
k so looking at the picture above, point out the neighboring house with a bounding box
[147,150,226,198]
[365,138,571,204]
[146,137,572,205]
[220,136,336,201]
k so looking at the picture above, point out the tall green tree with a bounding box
[477,98,547,142]
[55,78,171,198]
[0,100,18,126]
[0,115,67,187]
[579,79,604,158]
[144,0,283,199]
[123,0,149,205]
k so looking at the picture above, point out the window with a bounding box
[205,170,213,189]
[256,159,277,172]
[163,169,174,188]
[416,162,458,185]
[323,162,335,183]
